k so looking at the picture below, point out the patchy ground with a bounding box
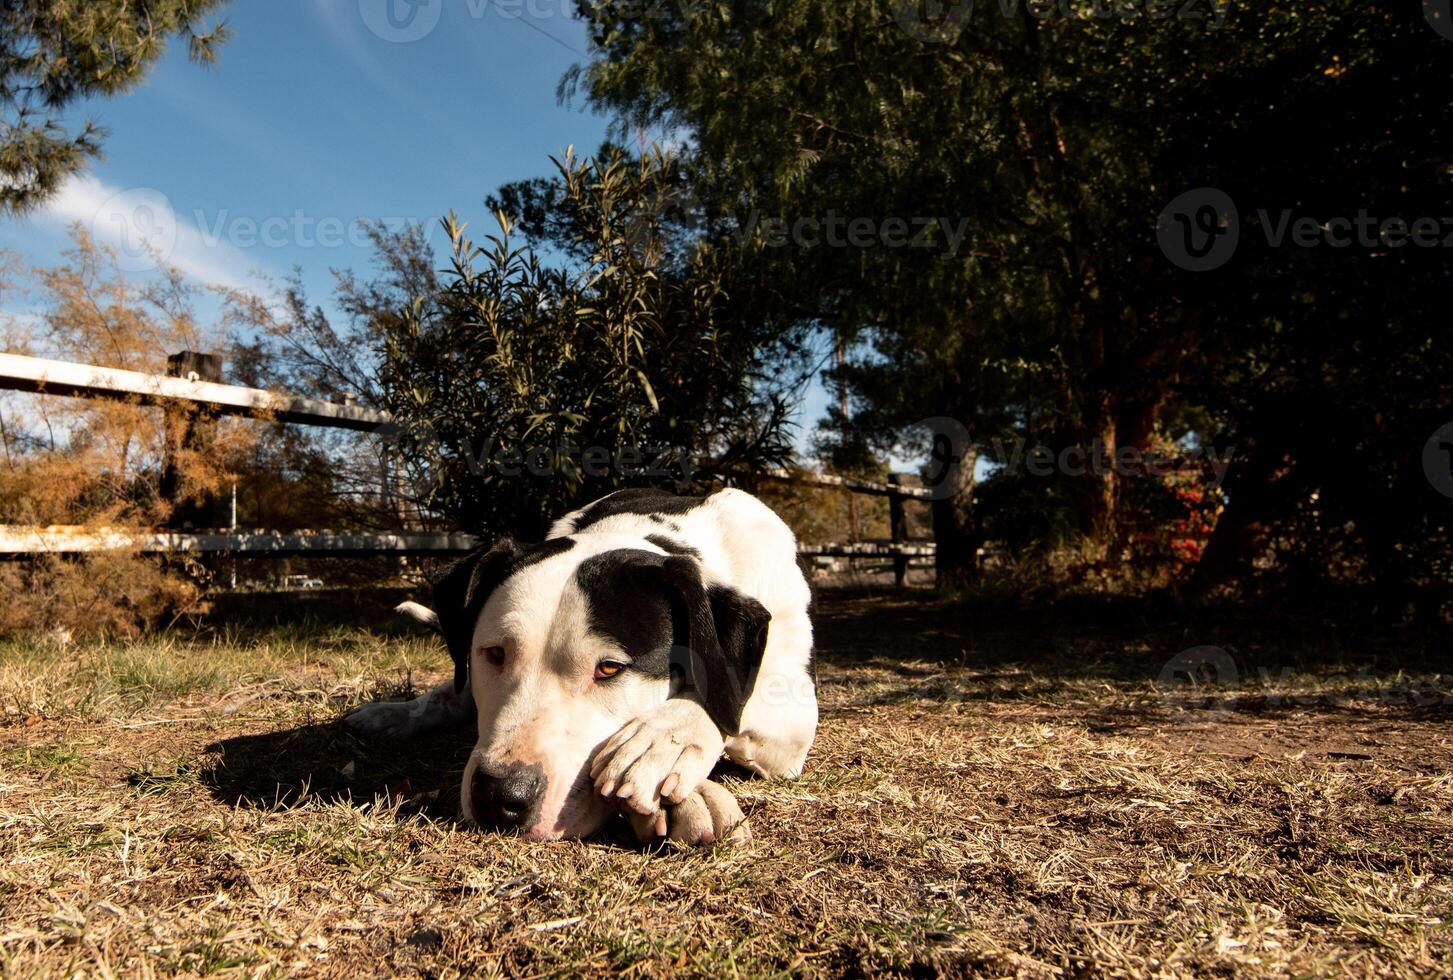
[1,589,1451,977]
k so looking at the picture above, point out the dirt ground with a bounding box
[1,588,1450,977]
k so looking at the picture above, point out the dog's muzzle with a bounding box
[470,763,545,831]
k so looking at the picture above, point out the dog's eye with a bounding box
[594,661,626,681]
[481,646,506,667]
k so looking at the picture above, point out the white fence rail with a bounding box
[0,352,389,431]
[0,526,932,560]
[0,352,936,578]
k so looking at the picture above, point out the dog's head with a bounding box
[433,533,769,839]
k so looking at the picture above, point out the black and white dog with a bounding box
[346,488,817,844]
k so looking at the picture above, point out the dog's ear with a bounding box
[433,537,521,693]
[659,555,770,735]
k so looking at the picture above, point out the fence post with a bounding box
[160,351,225,530]
[888,473,908,587]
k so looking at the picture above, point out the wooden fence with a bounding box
[0,351,935,584]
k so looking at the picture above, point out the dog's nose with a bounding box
[470,764,544,830]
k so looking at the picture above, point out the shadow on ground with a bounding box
[201,719,473,819]
[812,583,1453,674]
[809,585,1453,738]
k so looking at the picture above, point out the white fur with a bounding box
[394,600,440,630]
[347,488,818,839]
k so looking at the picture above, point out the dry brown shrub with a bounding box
[0,229,262,637]
[0,552,199,640]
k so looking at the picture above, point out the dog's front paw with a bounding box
[343,700,417,740]
[590,700,724,816]
[628,780,751,847]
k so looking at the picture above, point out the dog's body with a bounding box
[347,487,817,842]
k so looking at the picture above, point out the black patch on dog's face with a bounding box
[570,488,713,532]
[645,533,699,559]
[573,549,772,735]
[573,549,682,680]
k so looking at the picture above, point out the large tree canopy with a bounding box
[1,0,230,214]
[565,0,1453,605]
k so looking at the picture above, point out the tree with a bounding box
[2,226,236,526]
[568,0,1453,603]
[379,146,801,540]
[0,229,248,635]
[1,0,230,214]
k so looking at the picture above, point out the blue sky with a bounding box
[9,1,608,300]
[2,0,834,449]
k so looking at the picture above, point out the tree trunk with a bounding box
[161,351,225,530]
[1190,442,1295,592]
[932,436,979,590]
[1077,390,1119,554]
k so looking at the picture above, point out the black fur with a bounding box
[574,549,681,681]
[659,556,771,735]
[645,533,700,559]
[574,548,771,734]
[569,488,713,532]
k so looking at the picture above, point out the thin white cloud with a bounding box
[41,174,268,295]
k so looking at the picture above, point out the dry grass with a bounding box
[1,591,1451,977]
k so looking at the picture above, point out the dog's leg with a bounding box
[725,612,819,778]
[724,724,815,779]
[345,601,470,740]
[344,680,474,740]
[723,663,817,777]
[627,779,750,846]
